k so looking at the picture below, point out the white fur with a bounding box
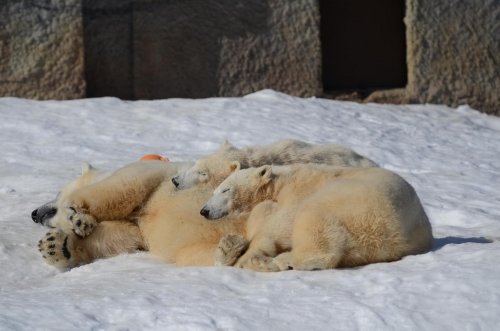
[173,139,377,189]
[207,164,433,271]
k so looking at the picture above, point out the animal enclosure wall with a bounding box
[83,0,321,99]
[0,0,498,115]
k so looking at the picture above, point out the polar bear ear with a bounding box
[81,162,94,175]
[257,165,272,184]
[221,140,235,150]
[228,161,240,173]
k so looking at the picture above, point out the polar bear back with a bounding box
[279,166,433,264]
[240,139,377,168]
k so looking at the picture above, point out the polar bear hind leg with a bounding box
[291,207,349,271]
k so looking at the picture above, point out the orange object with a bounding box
[140,154,169,162]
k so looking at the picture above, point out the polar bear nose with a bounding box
[172,176,180,187]
[31,207,57,225]
[200,207,210,218]
[31,209,39,223]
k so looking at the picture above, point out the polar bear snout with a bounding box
[200,205,227,220]
[31,205,57,226]
[200,206,210,218]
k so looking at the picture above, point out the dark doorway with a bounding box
[320,0,407,94]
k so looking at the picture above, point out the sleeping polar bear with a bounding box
[34,160,248,268]
[33,140,376,269]
[172,139,377,189]
[201,164,433,272]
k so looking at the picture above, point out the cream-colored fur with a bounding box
[203,164,433,272]
[38,221,145,268]
[172,139,377,189]
[36,160,247,268]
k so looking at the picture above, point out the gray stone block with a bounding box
[133,0,321,99]
[217,0,322,97]
[405,0,500,115]
[0,0,85,99]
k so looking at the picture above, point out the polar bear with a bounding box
[33,160,247,268]
[32,139,377,269]
[200,164,433,272]
[172,139,377,189]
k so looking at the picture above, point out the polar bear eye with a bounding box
[222,188,230,193]
[197,171,207,177]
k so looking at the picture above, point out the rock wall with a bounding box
[216,0,321,97]
[405,0,500,115]
[132,0,321,99]
[0,0,85,99]
[0,0,497,116]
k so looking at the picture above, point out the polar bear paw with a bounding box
[214,234,249,266]
[244,255,282,272]
[66,206,97,237]
[273,252,294,271]
[38,229,76,269]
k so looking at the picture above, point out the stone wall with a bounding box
[83,0,134,99]
[405,0,500,115]
[216,0,321,97]
[0,0,85,99]
[84,0,321,99]
[0,0,497,115]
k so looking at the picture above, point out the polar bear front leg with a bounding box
[66,205,97,238]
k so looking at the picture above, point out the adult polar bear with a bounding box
[201,164,433,272]
[172,139,377,189]
[34,140,376,268]
[36,160,248,268]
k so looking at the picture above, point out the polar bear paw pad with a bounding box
[66,206,96,238]
[38,230,75,268]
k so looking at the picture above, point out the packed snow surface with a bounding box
[0,90,499,330]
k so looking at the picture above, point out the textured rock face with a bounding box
[0,0,85,99]
[405,0,500,115]
[1,0,497,116]
[132,0,321,99]
[217,0,321,97]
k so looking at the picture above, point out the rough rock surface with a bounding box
[133,0,321,99]
[1,0,497,115]
[216,0,321,97]
[405,0,500,115]
[0,0,85,99]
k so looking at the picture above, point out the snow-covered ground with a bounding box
[0,90,499,330]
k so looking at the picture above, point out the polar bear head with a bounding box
[200,165,273,220]
[31,163,107,229]
[172,141,245,189]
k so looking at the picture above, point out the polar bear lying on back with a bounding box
[172,139,377,189]
[201,164,433,271]
[34,160,255,268]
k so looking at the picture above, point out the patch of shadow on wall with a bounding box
[83,0,271,99]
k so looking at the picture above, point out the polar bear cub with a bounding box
[172,139,377,189]
[201,164,433,271]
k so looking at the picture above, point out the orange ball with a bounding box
[140,154,169,162]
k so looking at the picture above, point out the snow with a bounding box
[1,89,499,330]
